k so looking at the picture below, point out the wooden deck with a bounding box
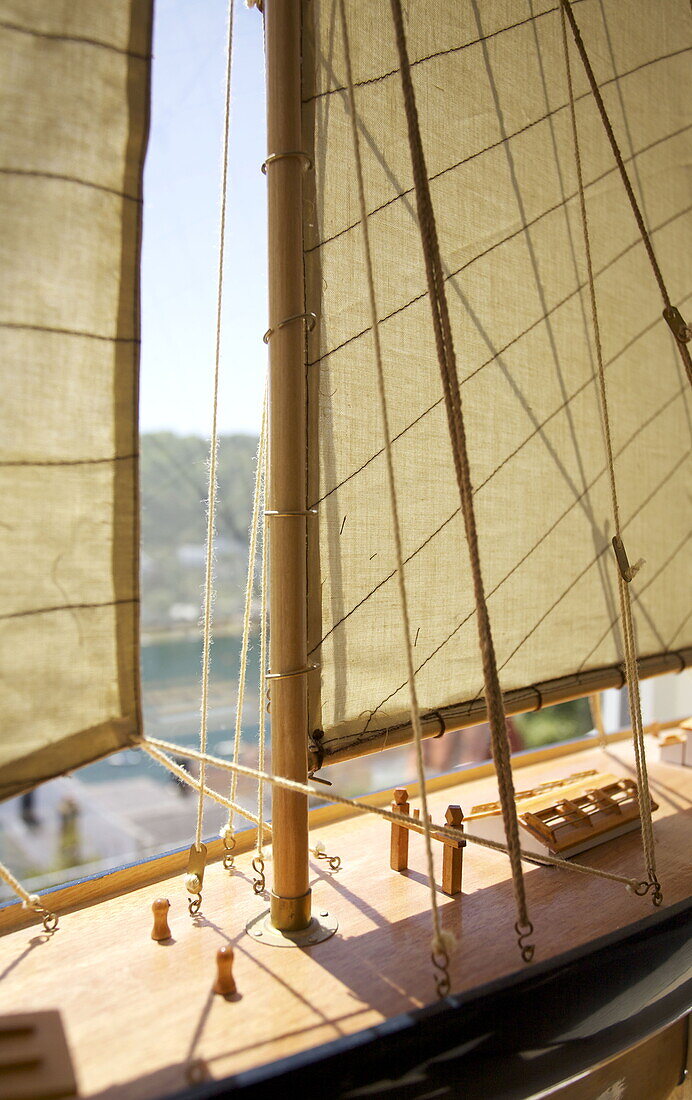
[0,737,690,1099]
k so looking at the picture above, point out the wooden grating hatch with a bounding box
[468,772,658,859]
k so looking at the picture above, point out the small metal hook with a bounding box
[431,947,451,999]
[35,907,58,934]
[222,832,236,872]
[252,855,266,895]
[313,849,341,871]
[515,920,535,963]
[634,876,663,907]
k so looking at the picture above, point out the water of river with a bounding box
[82,633,262,784]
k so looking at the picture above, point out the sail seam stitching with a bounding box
[324,644,691,751]
[390,0,532,955]
[0,598,139,622]
[311,288,692,510]
[0,166,141,202]
[0,454,138,467]
[0,19,151,60]
[306,109,690,257]
[0,321,139,343]
[337,0,450,993]
[304,0,591,104]
[577,529,691,673]
[355,445,689,742]
[311,379,688,655]
[666,608,691,649]
[560,0,692,388]
[493,450,689,679]
[560,1,659,889]
[308,203,692,368]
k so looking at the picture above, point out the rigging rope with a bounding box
[589,693,608,751]
[337,0,451,997]
[0,859,58,932]
[145,742,271,830]
[255,405,269,886]
[141,735,649,894]
[559,0,692,388]
[222,395,267,862]
[193,0,236,873]
[560,6,660,902]
[388,0,533,960]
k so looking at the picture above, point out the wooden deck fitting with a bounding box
[389,790,466,896]
[518,776,657,856]
[390,788,410,872]
[441,806,465,896]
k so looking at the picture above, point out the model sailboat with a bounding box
[0,0,690,1096]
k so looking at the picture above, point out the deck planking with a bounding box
[0,737,690,1099]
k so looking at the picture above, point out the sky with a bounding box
[140,0,267,438]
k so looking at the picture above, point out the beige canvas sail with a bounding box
[302,0,692,764]
[0,1,152,800]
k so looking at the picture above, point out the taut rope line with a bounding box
[337,0,451,998]
[253,392,269,894]
[140,735,650,895]
[222,394,267,864]
[559,0,692,388]
[0,859,58,933]
[389,0,533,961]
[146,742,271,833]
[191,0,236,902]
[560,6,660,902]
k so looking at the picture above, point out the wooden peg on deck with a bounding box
[151,898,171,941]
[442,806,465,897]
[214,946,237,996]
[390,788,409,872]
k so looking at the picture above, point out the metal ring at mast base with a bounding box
[270,887,311,930]
[246,908,338,948]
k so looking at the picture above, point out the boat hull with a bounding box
[190,896,691,1099]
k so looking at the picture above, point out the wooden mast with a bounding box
[264,0,311,932]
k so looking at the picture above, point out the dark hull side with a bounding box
[181,895,691,1099]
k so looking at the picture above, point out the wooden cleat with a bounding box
[442,806,465,896]
[151,898,171,941]
[390,788,410,872]
[214,946,237,997]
